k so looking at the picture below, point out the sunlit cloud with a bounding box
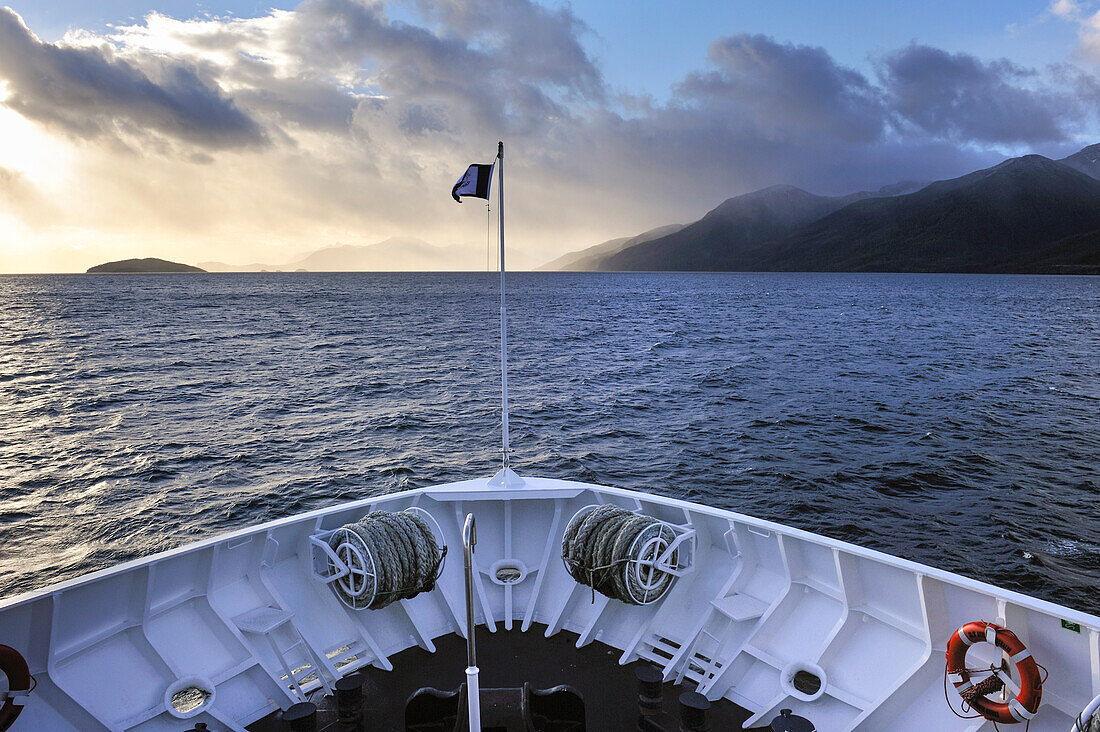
[1051,0,1081,18]
[0,8,266,152]
[1049,0,1100,62]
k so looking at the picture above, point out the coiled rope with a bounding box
[326,510,446,610]
[943,659,1049,732]
[561,504,679,605]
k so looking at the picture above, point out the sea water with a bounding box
[0,272,1096,612]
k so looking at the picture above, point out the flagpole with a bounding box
[497,140,509,470]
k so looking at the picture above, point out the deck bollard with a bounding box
[678,690,710,731]
[770,708,815,731]
[335,674,363,726]
[283,701,317,731]
[636,665,664,717]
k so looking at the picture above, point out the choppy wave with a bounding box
[0,272,1097,613]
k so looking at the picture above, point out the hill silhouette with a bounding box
[87,258,205,273]
[557,145,1100,274]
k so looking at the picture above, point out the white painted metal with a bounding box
[0,475,1097,731]
[496,139,510,471]
[466,666,481,732]
[1071,692,1100,732]
[463,513,481,732]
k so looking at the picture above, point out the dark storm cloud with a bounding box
[228,63,360,134]
[560,34,989,202]
[564,33,1098,202]
[579,102,991,204]
[675,34,885,144]
[0,7,265,150]
[879,44,1081,144]
[412,0,603,100]
[399,103,447,136]
[266,0,601,134]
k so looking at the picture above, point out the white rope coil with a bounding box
[561,504,679,605]
[326,510,446,610]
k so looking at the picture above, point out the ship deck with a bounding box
[6,478,1099,730]
[248,623,764,731]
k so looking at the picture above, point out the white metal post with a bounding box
[497,141,509,470]
[463,513,481,732]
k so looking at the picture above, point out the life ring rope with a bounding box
[0,643,32,732]
[942,621,1047,730]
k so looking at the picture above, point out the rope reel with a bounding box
[561,504,684,606]
[323,509,447,611]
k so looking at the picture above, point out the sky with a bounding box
[1,0,1099,272]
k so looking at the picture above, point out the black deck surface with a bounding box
[249,623,767,731]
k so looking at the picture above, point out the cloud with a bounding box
[411,0,603,99]
[1048,0,1100,63]
[100,0,603,137]
[0,165,55,226]
[1051,0,1081,18]
[1084,10,1100,60]
[878,44,1082,144]
[0,7,265,151]
[675,34,884,144]
[562,35,990,202]
[0,2,1096,272]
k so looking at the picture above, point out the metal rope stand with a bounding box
[308,506,448,610]
[564,504,697,605]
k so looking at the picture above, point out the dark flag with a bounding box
[451,163,494,202]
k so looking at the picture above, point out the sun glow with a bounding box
[0,89,73,185]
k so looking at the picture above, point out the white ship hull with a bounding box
[1,476,1097,730]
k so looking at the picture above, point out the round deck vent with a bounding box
[780,662,826,703]
[490,559,528,585]
[165,676,216,719]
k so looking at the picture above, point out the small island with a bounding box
[86,258,206,273]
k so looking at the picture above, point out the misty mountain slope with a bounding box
[293,237,468,270]
[762,155,1100,272]
[202,237,478,272]
[595,185,861,271]
[1060,143,1100,180]
[537,224,684,271]
[197,261,283,272]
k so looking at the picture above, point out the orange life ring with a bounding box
[945,621,1042,724]
[0,644,30,732]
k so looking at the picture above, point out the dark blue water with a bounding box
[0,273,1096,613]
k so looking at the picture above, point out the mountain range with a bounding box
[536,224,686,271]
[547,144,1100,274]
[200,237,476,272]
